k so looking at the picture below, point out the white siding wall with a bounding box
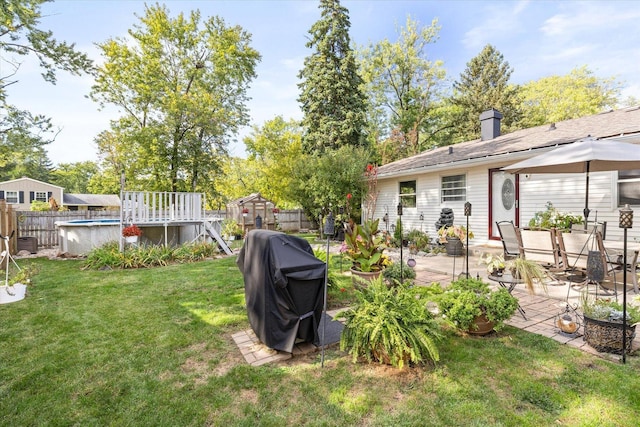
[378,165,640,244]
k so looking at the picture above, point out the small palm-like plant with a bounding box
[336,275,441,369]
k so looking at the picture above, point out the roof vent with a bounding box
[448,146,453,154]
[549,123,556,130]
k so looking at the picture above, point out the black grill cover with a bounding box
[236,230,326,353]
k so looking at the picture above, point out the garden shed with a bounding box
[227,193,278,233]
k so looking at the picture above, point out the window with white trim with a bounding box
[399,180,416,207]
[6,191,18,204]
[441,174,466,202]
[35,191,48,202]
[618,169,640,206]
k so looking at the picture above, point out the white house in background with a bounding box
[0,177,120,211]
[374,106,640,245]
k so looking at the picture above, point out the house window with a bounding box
[399,180,416,208]
[35,192,48,202]
[6,191,18,204]
[441,174,466,202]
[618,169,640,206]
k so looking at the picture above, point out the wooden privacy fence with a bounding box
[11,208,315,251]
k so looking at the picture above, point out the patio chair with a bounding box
[556,229,616,296]
[496,221,521,260]
[519,228,561,270]
[571,221,607,240]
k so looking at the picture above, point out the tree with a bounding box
[359,17,446,162]
[451,44,520,141]
[290,145,371,223]
[50,161,99,193]
[518,66,620,128]
[1,0,92,180]
[243,116,303,208]
[90,4,260,193]
[297,0,367,154]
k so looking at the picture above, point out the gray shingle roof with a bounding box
[63,194,121,206]
[377,107,640,178]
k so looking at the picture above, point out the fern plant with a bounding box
[336,275,441,369]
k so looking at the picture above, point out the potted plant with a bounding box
[580,295,640,354]
[437,277,519,335]
[0,263,37,305]
[341,219,388,285]
[437,225,473,256]
[221,218,242,240]
[480,253,506,276]
[505,257,548,294]
[122,224,142,243]
[336,275,442,369]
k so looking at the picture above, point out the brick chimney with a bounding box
[479,108,502,141]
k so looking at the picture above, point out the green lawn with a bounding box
[1,256,639,426]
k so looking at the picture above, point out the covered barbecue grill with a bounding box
[236,230,326,353]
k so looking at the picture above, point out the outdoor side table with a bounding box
[488,274,527,320]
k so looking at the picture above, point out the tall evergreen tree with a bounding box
[297,0,367,154]
[451,44,520,141]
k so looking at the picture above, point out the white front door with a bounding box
[490,169,518,239]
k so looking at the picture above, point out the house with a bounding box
[0,177,120,211]
[0,177,64,211]
[374,106,640,245]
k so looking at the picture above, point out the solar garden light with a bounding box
[619,204,633,363]
[398,203,403,284]
[464,202,472,279]
[321,211,335,368]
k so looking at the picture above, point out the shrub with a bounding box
[336,275,441,369]
[406,229,430,252]
[382,260,416,285]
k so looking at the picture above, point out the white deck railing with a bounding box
[121,191,204,224]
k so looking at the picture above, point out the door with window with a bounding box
[490,169,518,239]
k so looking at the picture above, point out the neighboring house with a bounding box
[374,106,640,245]
[63,194,120,211]
[0,177,64,211]
[0,177,120,211]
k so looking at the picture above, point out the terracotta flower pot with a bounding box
[350,268,383,287]
[467,313,495,336]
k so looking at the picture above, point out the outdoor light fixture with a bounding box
[321,211,334,368]
[398,203,403,284]
[619,204,633,363]
[419,213,424,221]
[464,202,472,278]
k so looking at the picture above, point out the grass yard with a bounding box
[1,255,640,426]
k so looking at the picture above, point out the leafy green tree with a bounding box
[0,105,53,181]
[451,44,521,141]
[518,66,620,128]
[1,0,92,181]
[90,4,260,193]
[50,161,99,193]
[297,0,367,154]
[290,145,371,222]
[359,17,446,162]
[244,116,303,208]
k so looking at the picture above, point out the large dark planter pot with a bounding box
[444,237,464,256]
[467,313,495,336]
[350,268,383,287]
[583,315,637,354]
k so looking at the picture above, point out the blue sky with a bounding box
[6,0,640,165]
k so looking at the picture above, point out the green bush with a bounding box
[406,229,430,251]
[336,275,441,369]
[437,277,519,332]
[382,259,416,285]
[83,241,219,269]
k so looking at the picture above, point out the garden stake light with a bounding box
[464,202,472,278]
[321,211,334,368]
[619,204,633,363]
[397,203,403,284]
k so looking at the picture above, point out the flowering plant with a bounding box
[122,224,143,237]
[437,225,473,244]
[340,219,387,272]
